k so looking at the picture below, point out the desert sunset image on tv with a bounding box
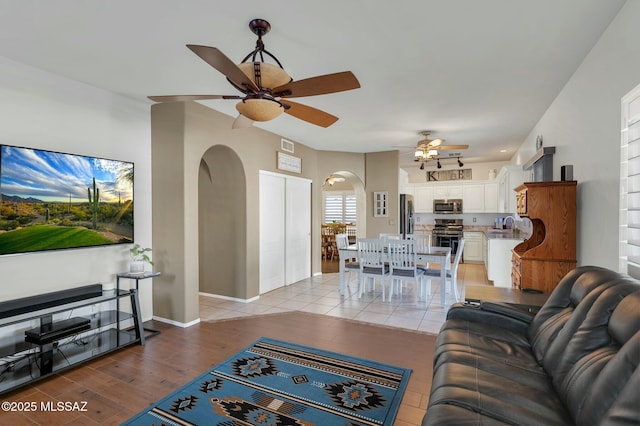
[0,145,134,255]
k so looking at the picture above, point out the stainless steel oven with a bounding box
[433,199,463,214]
[432,218,464,261]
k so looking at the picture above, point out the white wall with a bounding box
[513,0,640,270]
[0,57,153,318]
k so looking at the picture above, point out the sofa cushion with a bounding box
[563,290,640,425]
[428,360,573,426]
[422,267,640,426]
[528,266,628,368]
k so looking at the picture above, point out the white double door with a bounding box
[259,171,311,293]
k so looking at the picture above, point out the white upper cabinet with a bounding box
[484,182,498,213]
[408,178,506,213]
[462,184,485,212]
[433,185,463,200]
[497,165,524,213]
[414,186,434,212]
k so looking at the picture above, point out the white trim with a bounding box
[620,82,640,276]
[259,169,312,184]
[199,292,260,303]
[152,315,201,328]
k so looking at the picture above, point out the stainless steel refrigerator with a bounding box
[399,194,414,238]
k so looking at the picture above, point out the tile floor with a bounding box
[199,263,490,334]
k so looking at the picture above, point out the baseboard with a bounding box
[152,315,201,328]
[199,292,259,304]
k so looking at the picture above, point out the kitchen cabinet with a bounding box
[497,165,524,213]
[482,232,488,265]
[413,186,434,212]
[484,182,498,212]
[512,181,576,292]
[462,185,485,213]
[433,185,462,200]
[462,231,483,263]
[408,180,501,213]
[487,236,524,287]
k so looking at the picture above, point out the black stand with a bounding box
[116,271,161,339]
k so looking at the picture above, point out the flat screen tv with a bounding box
[0,145,134,255]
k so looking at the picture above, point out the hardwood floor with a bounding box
[3,312,437,425]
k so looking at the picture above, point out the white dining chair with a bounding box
[379,233,401,240]
[387,239,424,302]
[421,239,465,302]
[357,238,389,301]
[336,233,359,294]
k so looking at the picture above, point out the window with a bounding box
[323,191,356,224]
[620,83,640,278]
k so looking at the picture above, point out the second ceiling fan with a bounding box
[414,131,468,161]
[149,19,361,128]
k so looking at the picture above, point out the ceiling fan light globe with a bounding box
[238,62,292,89]
[236,99,284,121]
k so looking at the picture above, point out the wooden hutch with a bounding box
[511,181,577,292]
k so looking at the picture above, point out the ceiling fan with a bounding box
[413,131,468,161]
[324,175,346,186]
[148,18,361,128]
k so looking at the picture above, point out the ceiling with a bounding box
[0,0,627,168]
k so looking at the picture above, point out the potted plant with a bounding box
[130,243,153,273]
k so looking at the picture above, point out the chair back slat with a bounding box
[357,238,385,269]
[335,233,349,250]
[388,240,420,276]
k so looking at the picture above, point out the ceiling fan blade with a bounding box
[232,114,254,129]
[273,71,360,98]
[148,94,240,102]
[282,100,338,128]
[435,145,469,150]
[186,45,259,92]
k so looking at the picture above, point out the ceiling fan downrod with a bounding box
[241,18,285,69]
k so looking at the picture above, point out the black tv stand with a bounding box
[25,316,91,345]
[0,284,144,394]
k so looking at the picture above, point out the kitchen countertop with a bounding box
[414,225,526,240]
[484,230,525,240]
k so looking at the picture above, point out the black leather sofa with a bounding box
[422,266,640,426]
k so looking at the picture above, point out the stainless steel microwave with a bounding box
[433,199,463,214]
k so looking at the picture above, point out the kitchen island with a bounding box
[484,230,524,288]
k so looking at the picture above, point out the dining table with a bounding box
[337,244,452,307]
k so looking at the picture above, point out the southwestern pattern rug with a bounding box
[124,337,412,425]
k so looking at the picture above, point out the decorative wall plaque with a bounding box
[277,151,301,173]
[373,191,388,217]
[427,168,472,181]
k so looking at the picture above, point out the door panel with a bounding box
[285,178,311,285]
[259,173,286,293]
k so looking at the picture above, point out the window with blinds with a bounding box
[323,192,356,224]
[621,83,640,278]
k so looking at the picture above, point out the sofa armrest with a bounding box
[446,301,532,334]
[479,301,535,323]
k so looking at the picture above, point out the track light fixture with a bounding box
[416,155,464,169]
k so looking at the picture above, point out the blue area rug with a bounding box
[123,337,412,425]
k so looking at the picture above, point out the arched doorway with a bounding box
[198,145,248,298]
[320,171,365,273]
